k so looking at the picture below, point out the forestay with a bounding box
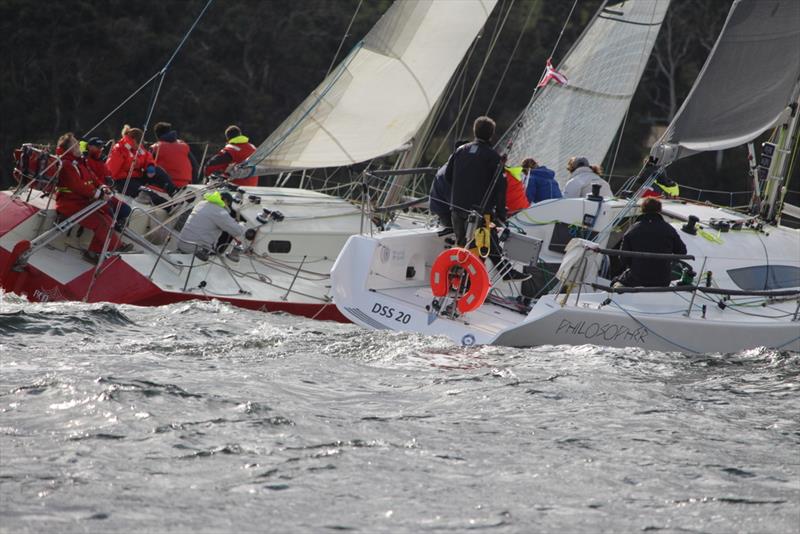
[500,0,669,186]
[243,0,497,175]
[652,0,800,165]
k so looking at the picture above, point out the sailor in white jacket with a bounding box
[177,191,246,254]
[563,157,613,199]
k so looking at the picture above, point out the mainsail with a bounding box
[501,0,669,186]
[652,0,800,165]
[243,0,497,176]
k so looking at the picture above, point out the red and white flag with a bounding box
[537,58,568,88]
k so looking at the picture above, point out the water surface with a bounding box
[1,294,798,532]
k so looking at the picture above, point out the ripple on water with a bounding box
[0,295,798,533]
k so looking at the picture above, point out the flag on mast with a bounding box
[537,58,568,88]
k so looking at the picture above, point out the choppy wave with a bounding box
[1,295,798,532]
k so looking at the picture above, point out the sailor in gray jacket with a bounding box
[563,156,613,198]
[177,191,247,254]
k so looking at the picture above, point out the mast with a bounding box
[762,87,800,222]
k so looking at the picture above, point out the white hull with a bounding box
[331,199,800,353]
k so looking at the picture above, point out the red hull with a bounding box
[0,196,347,323]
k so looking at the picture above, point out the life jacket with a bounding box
[86,155,110,184]
[151,138,193,187]
[107,135,155,180]
[55,150,102,212]
[207,135,258,186]
[643,180,680,199]
[504,166,530,213]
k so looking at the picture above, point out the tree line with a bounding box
[1,0,795,201]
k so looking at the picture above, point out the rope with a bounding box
[608,299,700,353]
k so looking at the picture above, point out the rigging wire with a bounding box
[426,0,518,164]
[491,0,580,157]
[458,0,515,140]
[84,0,215,302]
[606,0,662,185]
[325,0,364,78]
[547,0,580,61]
[485,0,536,117]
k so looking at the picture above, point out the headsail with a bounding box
[244,0,497,175]
[501,0,669,185]
[652,0,800,165]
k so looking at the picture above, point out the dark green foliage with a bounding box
[1,0,796,199]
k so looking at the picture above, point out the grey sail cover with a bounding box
[500,0,670,186]
[652,0,800,165]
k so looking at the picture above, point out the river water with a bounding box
[1,293,798,533]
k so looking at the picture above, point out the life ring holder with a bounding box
[430,247,490,314]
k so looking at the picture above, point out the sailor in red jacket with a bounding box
[84,137,132,229]
[84,137,111,185]
[107,125,177,196]
[54,133,125,261]
[150,121,198,188]
[203,125,259,186]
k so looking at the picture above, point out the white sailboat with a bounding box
[0,0,496,319]
[330,0,800,352]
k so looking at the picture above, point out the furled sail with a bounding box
[243,0,497,175]
[501,0,669,186]
[652,0,800,165]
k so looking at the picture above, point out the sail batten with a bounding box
[500,0,670,186]
[246,0,497,175]
[652,0,800,165]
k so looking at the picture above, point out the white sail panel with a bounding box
[652,0,800,165]
[502,0,669,186]
[246,0,497,174]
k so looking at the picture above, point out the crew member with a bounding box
[447,116,505,247]
[84,137,111,184]
[523,158,562,203]
[107,125,177,197]
[447,118,528,281]
[563,156,613,198]
[614,197,687,287]
[151,121,198,188]
[177,191,252,255]
[54,133,129,262]
[642,177,680,199]
[429,139,469,234]
[504,164,530,214]
[203,125,259,186]
[84,137,131,229]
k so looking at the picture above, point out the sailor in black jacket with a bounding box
[446,116,505,247]
[616,197,687,287]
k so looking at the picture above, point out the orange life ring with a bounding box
[430,247,490,314]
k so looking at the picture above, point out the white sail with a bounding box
[652,0,800,165]
[501,0,669,185]
[243,0,497,175]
